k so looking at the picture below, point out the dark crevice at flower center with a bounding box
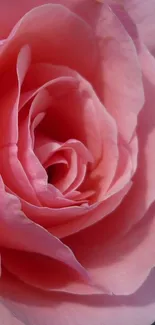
[46,163,67,185]
[46,166,53,183]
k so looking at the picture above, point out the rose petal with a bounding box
[40,69,118,200]
[0,177,90,282]
[0,1,99,39]
[107,136,135,197]
[0,4,97,81]
[21,62,116,171]
[64,45,155,294]
[1,250,105,295]
[50,183,131,238]
[124,0,155,53]
[0,255,1,277]
[21,198,96,228]
[18,78,82,208]
[94,3,144,143]
[0,45,40,205]
[0,298,24,325]
[0,268,155,325]
[21,62,119,206]
[65,201,155,294]
[1,0,155,55]
[35,138,92,195]
[22,2,143,144]
[52,149,78,193]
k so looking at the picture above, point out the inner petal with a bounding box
[18,90,77,208]
[20,62,118,205]
[35,135,92,195]
[47,148,77,193]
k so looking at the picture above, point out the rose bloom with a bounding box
[0,0,155,324]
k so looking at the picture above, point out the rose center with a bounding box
[46,163,68,186]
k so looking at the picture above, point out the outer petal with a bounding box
[0,2,144,145]
[1,0,155,56]
[124,0,155,54]
[1,249,106,295]
[94,3,144,143]
[0,4,97,81]
[0,269,155,325]
[0,177,89,281]
[64,44,155,294]
[65,202,155,294]
[0,299,24,325]
[0,0,89,39]
[0,45,40,205]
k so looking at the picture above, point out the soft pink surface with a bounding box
[0,1,155,325]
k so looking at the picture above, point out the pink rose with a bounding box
[0,1,155,324]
